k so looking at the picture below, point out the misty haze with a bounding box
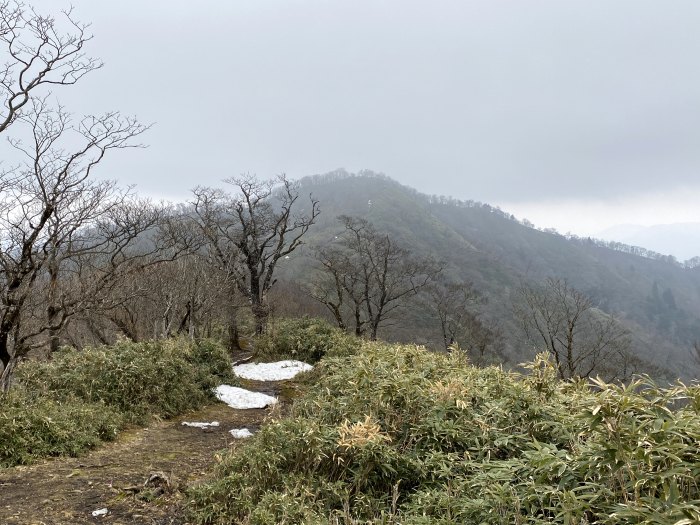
[1,2,700,524]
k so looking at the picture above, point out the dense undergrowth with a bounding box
[189,341,700,524]
[0,338,235,467]
[254,317,362,364]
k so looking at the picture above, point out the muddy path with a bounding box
[0,379,288,525]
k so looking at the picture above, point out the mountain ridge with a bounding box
[598,222,700,262]
[281,170,700,380]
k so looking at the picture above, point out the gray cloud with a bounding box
[23,0,700,204]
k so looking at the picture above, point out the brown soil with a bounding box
[0,379,288,525]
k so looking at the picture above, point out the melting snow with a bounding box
[181,421,220,429]
[230,428,254,439]
[233,360,313,381]
[214,385,277,409]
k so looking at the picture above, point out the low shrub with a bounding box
[0,337,236,468]
[17,338,236,423]
[189,338,240,393]
[254,317,362,363]
[0,390,123,467]
[189,345,700,525]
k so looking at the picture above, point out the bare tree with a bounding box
[311,216,442,340]
[426,280,480,350]
[515,277,631,380]
[0,101,151,391]
[312,243,362,334]
[0,2,152,391]
[87,251,234,344]
[424,279,502,364]
[191,174,320,335]
[460,314,503,366]
[0,1,100,134]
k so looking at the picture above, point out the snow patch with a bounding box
[181,421,220,429]
[214,385,277,409]
[233,360,313,381]
[229,428,254,439]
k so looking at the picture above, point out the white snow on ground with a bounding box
[214,385,278,409]
[233,360,313,381]
[229,428,254,439]
[181,421,220,429]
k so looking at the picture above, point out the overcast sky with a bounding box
[23,0,700,238]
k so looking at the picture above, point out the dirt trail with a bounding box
[0,379,283,525]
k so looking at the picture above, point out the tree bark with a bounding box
[0,359,16,393]
[251,297,268,336]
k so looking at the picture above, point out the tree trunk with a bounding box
[327,303,345,331]
[178,301,192,335]
[47,305,61,355]
[249,271,268,335]
[0,359,15,393]
[0,335,11,375]
[188,301,196,340]
[440,316,450,351]
[0,331,15,392]
[353,304,363,336]
[47,264,61,356]
[253,305,267,335]
[251,293,268,335]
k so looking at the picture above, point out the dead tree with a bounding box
[192,174,320,335]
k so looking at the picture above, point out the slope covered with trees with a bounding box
[0,0,693,384]
[279,170,700,380]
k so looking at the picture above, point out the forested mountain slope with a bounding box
[282,170,700,379]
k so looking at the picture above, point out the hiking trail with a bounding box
[0,376,288,525]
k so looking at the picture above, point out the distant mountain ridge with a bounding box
[598,223,700,262]
[281,170,700,380]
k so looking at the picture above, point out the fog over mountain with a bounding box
[598,223,700,262]
[21,0,700,237]
[273,171,700,381]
